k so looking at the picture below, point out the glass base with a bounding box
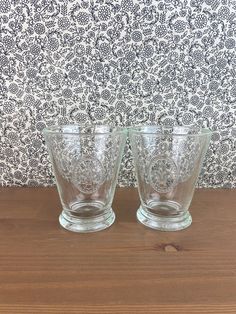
[137,206,192,231]
[59,208,115,233]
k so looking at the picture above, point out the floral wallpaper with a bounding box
[0,0,235,188]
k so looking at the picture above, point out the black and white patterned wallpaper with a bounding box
[0,0,235,188]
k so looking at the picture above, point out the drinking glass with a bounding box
[129,126,212,231]
[44,125,127,233]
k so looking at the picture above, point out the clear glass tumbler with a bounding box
[44,125,127,233]
[129,126,212,231]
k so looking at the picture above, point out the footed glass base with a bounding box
[137,205,192,231]
[59,208,115,233]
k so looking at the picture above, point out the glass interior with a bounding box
[129,125,212,137]
[44,124,125,135]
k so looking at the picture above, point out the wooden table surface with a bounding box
[0,187,236,313]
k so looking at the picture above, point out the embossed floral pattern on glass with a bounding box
[129,126,212,231]
[44,125,127,233]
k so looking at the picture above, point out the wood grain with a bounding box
[0,187,235,313]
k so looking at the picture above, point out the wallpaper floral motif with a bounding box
[0,0,235,187]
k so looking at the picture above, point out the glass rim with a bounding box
[128,125,214,137]
[43,124,127,136]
